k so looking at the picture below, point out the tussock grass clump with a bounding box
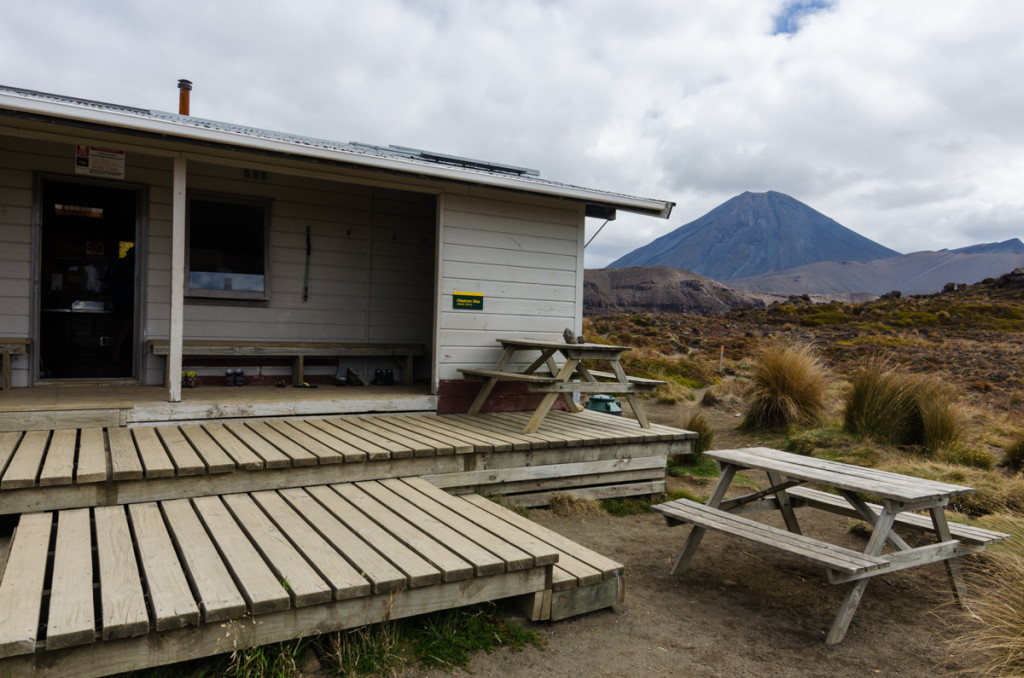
[947,515,1024,677]
[1001,435,1024,473]
[742,341,830,430]
[685,410,714,455]
[843,359,968,457]
[549,493,607,518]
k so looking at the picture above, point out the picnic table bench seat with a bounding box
[655,498,890,576]
[782,486,1009,546]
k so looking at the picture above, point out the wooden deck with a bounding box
[0,407,687,676]
[0,410,693,514]
[0,477,624,677]
[0,383,437,432]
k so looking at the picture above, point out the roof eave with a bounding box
[0,91,674,219]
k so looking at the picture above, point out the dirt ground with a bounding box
[394,403,978,678]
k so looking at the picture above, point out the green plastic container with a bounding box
[584,394,622,416]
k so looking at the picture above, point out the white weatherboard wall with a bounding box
[438,191,584,381]
[0,135,436,388]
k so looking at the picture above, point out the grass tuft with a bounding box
[1001,435,1024,473]
[742,341,830,430]
[684,410,714,455]
[549,493,607,518]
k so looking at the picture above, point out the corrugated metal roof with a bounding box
[0,84,674,218]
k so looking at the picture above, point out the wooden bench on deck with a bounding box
[148,339,422,386]
[0,338,29,391]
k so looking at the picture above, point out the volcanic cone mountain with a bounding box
[607,190,900,280]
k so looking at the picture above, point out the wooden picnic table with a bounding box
[654,446,1008,644]
[459,338,664,434]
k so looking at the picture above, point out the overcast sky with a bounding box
[4,0,1022,267]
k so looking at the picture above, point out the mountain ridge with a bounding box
[608,190,900,279]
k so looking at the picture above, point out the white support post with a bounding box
[168,156,186,402]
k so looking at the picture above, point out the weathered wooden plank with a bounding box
[655,499,888,574]
[1,430,49,489]
[306,418,393,461]
[331,483,473,582]
[202,423,264,470]
[379,478,538,571]
[128,502,201,631]
[222,493,331,607]
[154,426,206,476]
[440,414,534,451]
[425,456,666,491]
[130,427,175,478]
[107,427,143,481]
[335,417,424,458]
[0,512,52,657]
[395,414,502,452]
[224,422,291,469]
[251,491,371,600]
[0,432,22,477]
[244,421,318,467]
[279,487,406,594]
[75,427,108,483]
[94,506,150,640]
[0,569,547,678]
[191,496,290,615]
[495,481,667,508]
[306,484,441,588]
[46,508,95,650]
[358,480,507,576]
[178,425,236,474]
[550,576,622,621]
[401,478,559,567]
[38,428,77,487]
[366,416,464,455]
[463,492,623,579]
[265,420,343,465]
[160,499,247,622]
[278,419,367,463]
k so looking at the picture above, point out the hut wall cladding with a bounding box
[438,192,584,380]
[0,135,437,387]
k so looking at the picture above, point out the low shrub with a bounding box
[843,359,966,456]
[685,411,713,455]
[742,341,830,430]
[1002,435,1024,473]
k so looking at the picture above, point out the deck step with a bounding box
[654,498,889,575]
[785,486,1010,546]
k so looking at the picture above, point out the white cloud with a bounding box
[3,0,1022,267]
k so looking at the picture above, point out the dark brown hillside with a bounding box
[584,266,770,314]
[586,267,1024,413]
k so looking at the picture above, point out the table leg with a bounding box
[930,506,968,605]
[545,355,582,413]
[827,505,897,645]
[839,490,912,551]
[523,358,581,433]
[467,346,518,416]
[767,471,801,535]
[610,361,651,428]
[670,465,737,575]
[467,377,500,416]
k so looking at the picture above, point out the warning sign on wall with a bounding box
[75,145,126,179]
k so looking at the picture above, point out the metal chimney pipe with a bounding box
[177,79,192,115]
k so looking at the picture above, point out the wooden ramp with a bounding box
[0,411,694,515]
[0,477,625,678]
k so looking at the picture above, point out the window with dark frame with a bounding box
[187,196,269,300]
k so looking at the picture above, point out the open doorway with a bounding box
[38,180,139,380]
